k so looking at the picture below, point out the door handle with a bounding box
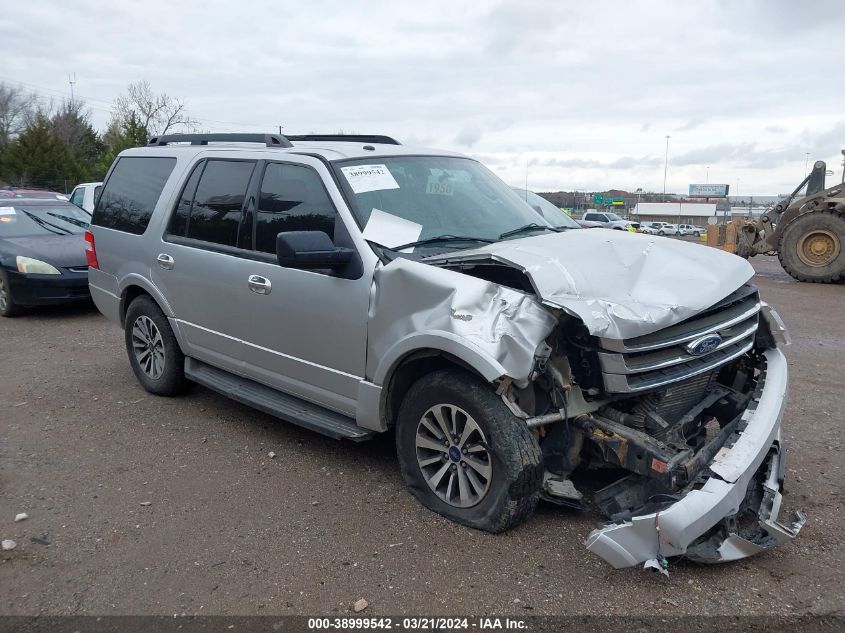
[156,253,175,270]
[248,275,272,295]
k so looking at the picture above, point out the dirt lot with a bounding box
[0,256,842,618]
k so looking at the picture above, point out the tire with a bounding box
[395,368,543,533]
[0,269,21,317]
[124,294,187,395]
[694,232,700,237]
[777,209,845,283]
[658,231,665,236]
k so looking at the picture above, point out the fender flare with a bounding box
[118,274,175,320]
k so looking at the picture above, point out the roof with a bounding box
[121,139,465,162]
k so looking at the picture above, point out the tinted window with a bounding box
[255,163,336,253]
[92,157,176,234]
[168,160,205,237]
[69,188,84,207]
[187,160,255,247]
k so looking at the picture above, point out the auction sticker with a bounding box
[0,206,16,215]
[340,164,400,194]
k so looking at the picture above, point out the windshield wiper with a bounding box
[389,235,496,251]
[17,209,72,235]
[498,223,559,240]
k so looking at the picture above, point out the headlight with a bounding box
[16,256,61,275]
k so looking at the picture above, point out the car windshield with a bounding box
[0,203,90,237]
[510,188,580,229]
[606,212,623,221]
[335,156,560,250]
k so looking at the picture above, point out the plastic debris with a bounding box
[140,502,152,507]
[268,451,276,459]
[643,557,670,578]
[1,540,16,551]
[14,513,28,523]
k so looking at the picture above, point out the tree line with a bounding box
[0,81,195,193]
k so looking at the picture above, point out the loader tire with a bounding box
[778,209,845,283]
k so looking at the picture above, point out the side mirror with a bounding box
[276,231,353,270]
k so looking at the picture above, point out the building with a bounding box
[632,202,719,225]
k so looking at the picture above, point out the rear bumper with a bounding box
[585,348,805,567]
[6,268,90,306]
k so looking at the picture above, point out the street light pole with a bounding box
[706,166,710,183]
[663,135,670,202]
[804,152,810,176]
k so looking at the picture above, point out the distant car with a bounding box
[679,224,703,237]
[0,188,69,201]
[69,182,103,213]
[510,188,582,230]
[0,198,92,316]
[581,211,636,231]
[658,223,680,236]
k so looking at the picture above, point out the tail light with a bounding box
[84,230,99,269]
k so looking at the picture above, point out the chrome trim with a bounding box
[599,301,761,353]
[602,338,755,393]
[598,318,758,376]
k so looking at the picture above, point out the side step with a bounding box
[184,358,373,442]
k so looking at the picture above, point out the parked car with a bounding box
[640,222,661,235]
[581,210,636,231]
[88,132,802,569]
[69,181,103,213]
[0,197,92,316]
[679,224,703,237]
[510,188,581,230]
[658,223,680,236]
[0,188,69,201]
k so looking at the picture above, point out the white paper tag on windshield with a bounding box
[0,207,15,215]
[340,164,400,194]
[362,209,422,251]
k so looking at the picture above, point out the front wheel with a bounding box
[778,210,845,283]
[124,295,187,395]
[694,231,701,237]
[0,269,21,317]
[395,369,543,533]
[658,231,666,236]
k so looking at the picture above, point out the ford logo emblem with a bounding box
[685,334,722,356]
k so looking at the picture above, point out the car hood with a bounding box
[424,229,754,340]
[0,234,87,269]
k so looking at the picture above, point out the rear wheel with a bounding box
[778,210,845,283]
[0,270,21,317]
[395,369,542,533]
[658,230,666,236]
[124,295,187,395]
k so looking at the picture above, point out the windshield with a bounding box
[606,212,624,221]
[0,204,90,237]
[335,156,561,249]
[510,188,580,229]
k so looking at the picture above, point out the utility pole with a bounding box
[68,72,77,101]
[804,152,810,176]
[663,135,670,202]
[706,166,710,183]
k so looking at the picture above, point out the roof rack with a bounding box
[286,134,401,145]
[147,133,293,148]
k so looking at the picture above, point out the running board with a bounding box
[184,358,373,442]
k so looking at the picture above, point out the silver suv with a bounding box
[87,133,803,569]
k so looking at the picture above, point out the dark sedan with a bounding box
[0,198,92,316]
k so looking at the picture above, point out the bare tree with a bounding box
[0,83,39,150]
[112,80,197,138]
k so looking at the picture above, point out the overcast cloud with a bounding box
[1,0,843,194]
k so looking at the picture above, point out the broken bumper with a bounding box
[585,348,805,568]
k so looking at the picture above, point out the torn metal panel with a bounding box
[427,230,755,340]
[585,349,804,568]
[367,257,558,387]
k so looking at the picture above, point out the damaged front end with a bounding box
[523,291,806,568]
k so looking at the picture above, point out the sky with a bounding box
[1,0,844,195]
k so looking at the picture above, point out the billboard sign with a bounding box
[689,183,729,198]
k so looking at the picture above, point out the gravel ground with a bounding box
[0,255,842,617]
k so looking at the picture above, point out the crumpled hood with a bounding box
[0,234,88,269]
[426,229,754,340]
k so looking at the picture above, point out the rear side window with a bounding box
[185,160,255,247]
[255,163,336,254]
[69,188,84,208]
[168,160,205,237]
[92,157,176,234]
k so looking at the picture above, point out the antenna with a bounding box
[68,72,77,100]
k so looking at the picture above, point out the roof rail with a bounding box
[286,134,401,145]
[147,133,293,148]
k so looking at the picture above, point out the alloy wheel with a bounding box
[415,404,492,508]
[131,315,166,379]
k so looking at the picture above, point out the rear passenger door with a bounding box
[152,158,260,375]
[234,159,370,415]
